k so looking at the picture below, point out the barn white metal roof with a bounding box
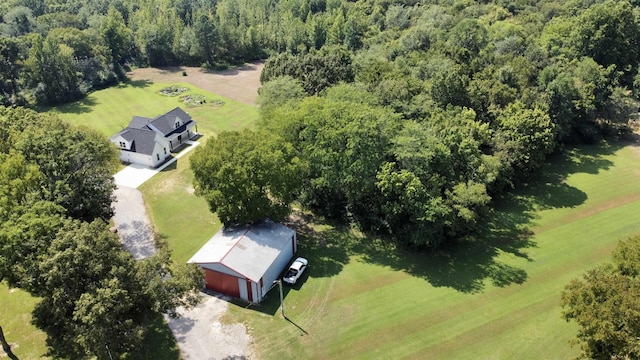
[187,220,295,282]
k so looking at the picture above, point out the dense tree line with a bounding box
[0,107,201,359]
[2,0,639,112]
[193,0,639,248]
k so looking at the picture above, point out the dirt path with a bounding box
[126,61,265,106]
[166,292,254,360]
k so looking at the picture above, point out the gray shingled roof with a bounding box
[119,128,157,155]
[150,107,194,136]
[129,116,152,129]
[112,107,193,157]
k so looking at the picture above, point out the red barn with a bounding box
[188,220,297,303]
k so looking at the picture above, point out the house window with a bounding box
[178,135,182,143]
[175,122,180,129]
[157,154,160,161]
[164,147,167,154]
[119,141,125,148]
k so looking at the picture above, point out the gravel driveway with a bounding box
[114,64,260,359]
[112,185,255,359]
[167,292,254,360]
[112,185,156,259]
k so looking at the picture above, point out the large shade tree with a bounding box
[32,220,201,359]
[190,129,305,225]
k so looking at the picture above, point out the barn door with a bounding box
[204,270,240,298]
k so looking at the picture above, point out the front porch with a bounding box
[168,125,200,152]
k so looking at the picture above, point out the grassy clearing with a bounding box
[0,282,48,359]
[138,150,222,264]
[49,80,257,138]
[224,140,640,359]
[31,77,640,359]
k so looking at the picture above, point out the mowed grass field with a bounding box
[0,283,48,358]
[5,75,640,359]
[48,79,257,137]
[226,141,640,359]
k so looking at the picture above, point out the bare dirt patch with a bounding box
[167,292,255,360]
[126,61,265,106]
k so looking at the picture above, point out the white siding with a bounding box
[120,151,153,167]
[238,278,249,301]
[111,135,131,150]
[259,240,295,302]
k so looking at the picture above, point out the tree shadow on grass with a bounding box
[519,143,616,211]
[281,141,624,293]
[134,312,180,360]
[121,78,153,89]
[49,95,98,115]
[206,61,263,76]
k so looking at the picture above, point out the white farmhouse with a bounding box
[110,107,198,168]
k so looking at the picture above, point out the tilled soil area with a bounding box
[126,61,265,106]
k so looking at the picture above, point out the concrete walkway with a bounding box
[111,140,200,258]
[114,140,200,188]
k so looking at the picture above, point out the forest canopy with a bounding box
[1,0,636,244]
[186,0,640,247]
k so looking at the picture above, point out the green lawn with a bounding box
[48,80,257,138]
[0,283,48,359]
[223,140,640,359]
[138,150,222,264]
[12,78,640,359]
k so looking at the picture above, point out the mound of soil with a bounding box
[160,85,189,96]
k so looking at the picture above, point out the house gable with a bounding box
[111,107,196,168]
[110,133,131,150]
[149,107,194,137]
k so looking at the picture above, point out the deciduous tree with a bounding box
[15,119,118,222]
[100,6,132,70]
[257,75,306,112]
[191,129,305,225]
[32,220,201,359]
[562,235,640,359]
[24,34,82,105]
[494,101,556,179]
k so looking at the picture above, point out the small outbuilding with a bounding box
[187,220,297,303]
